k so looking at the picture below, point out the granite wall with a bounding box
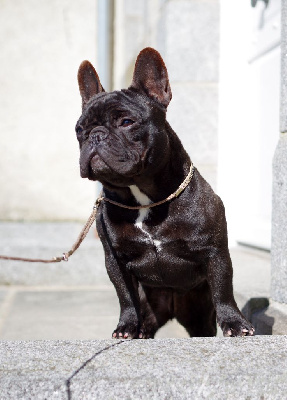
[271,0,287,303]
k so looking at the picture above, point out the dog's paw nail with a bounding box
[139,333,143,339]
[242,327,255,336]
[124,332,129,338]
[112,333,117,338]
[118,332,123,337]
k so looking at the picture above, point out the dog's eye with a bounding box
[121,119,134,127]
[76,126,83,135]
[76,126,87,141]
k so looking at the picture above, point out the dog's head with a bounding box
[76,48,172,188]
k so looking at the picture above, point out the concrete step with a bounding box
[1,336,287,399]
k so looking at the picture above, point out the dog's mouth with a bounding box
[89,153,109,175]
[80,150,100,179]
[80,147,143,184]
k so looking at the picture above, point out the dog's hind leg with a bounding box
[138,285,174,338]
[174,281,217,337]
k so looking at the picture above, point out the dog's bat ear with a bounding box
[77,61,105,109]
[129,47,172,108]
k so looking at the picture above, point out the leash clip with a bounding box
[94,196,104,210]
[62,253,69,262]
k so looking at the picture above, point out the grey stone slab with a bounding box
[0,289,119,340]
[280,0,287,132]
[0,222,110,286]
[1,337,287,399]
[164,0,220,82]
[0,340,115,400]
[271,135,287,303]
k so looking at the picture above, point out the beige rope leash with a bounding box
[0,162,194,263]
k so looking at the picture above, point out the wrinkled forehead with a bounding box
[80,90,150,122]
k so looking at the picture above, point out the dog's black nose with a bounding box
[90,128,108,144]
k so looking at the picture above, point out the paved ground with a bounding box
[0,222,287,399]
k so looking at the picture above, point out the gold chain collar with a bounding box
[96,161,194,210]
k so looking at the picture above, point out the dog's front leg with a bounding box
[103,250,141,339]
[207,250,255,337]
[97,213,142,339]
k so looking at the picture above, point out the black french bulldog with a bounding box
[76,47,254,339]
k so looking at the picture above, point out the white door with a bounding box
[218,0,281,250]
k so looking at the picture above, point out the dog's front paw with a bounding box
[221,320,255,337]
[112,310,140,339]
[138,327,155,339]
[112,321,139,339]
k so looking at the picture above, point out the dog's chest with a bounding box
[105,185,207,288]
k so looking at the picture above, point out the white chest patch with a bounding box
[129,185,151,225]
[129,185,162,250]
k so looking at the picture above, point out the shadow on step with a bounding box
[241,297,274,335]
